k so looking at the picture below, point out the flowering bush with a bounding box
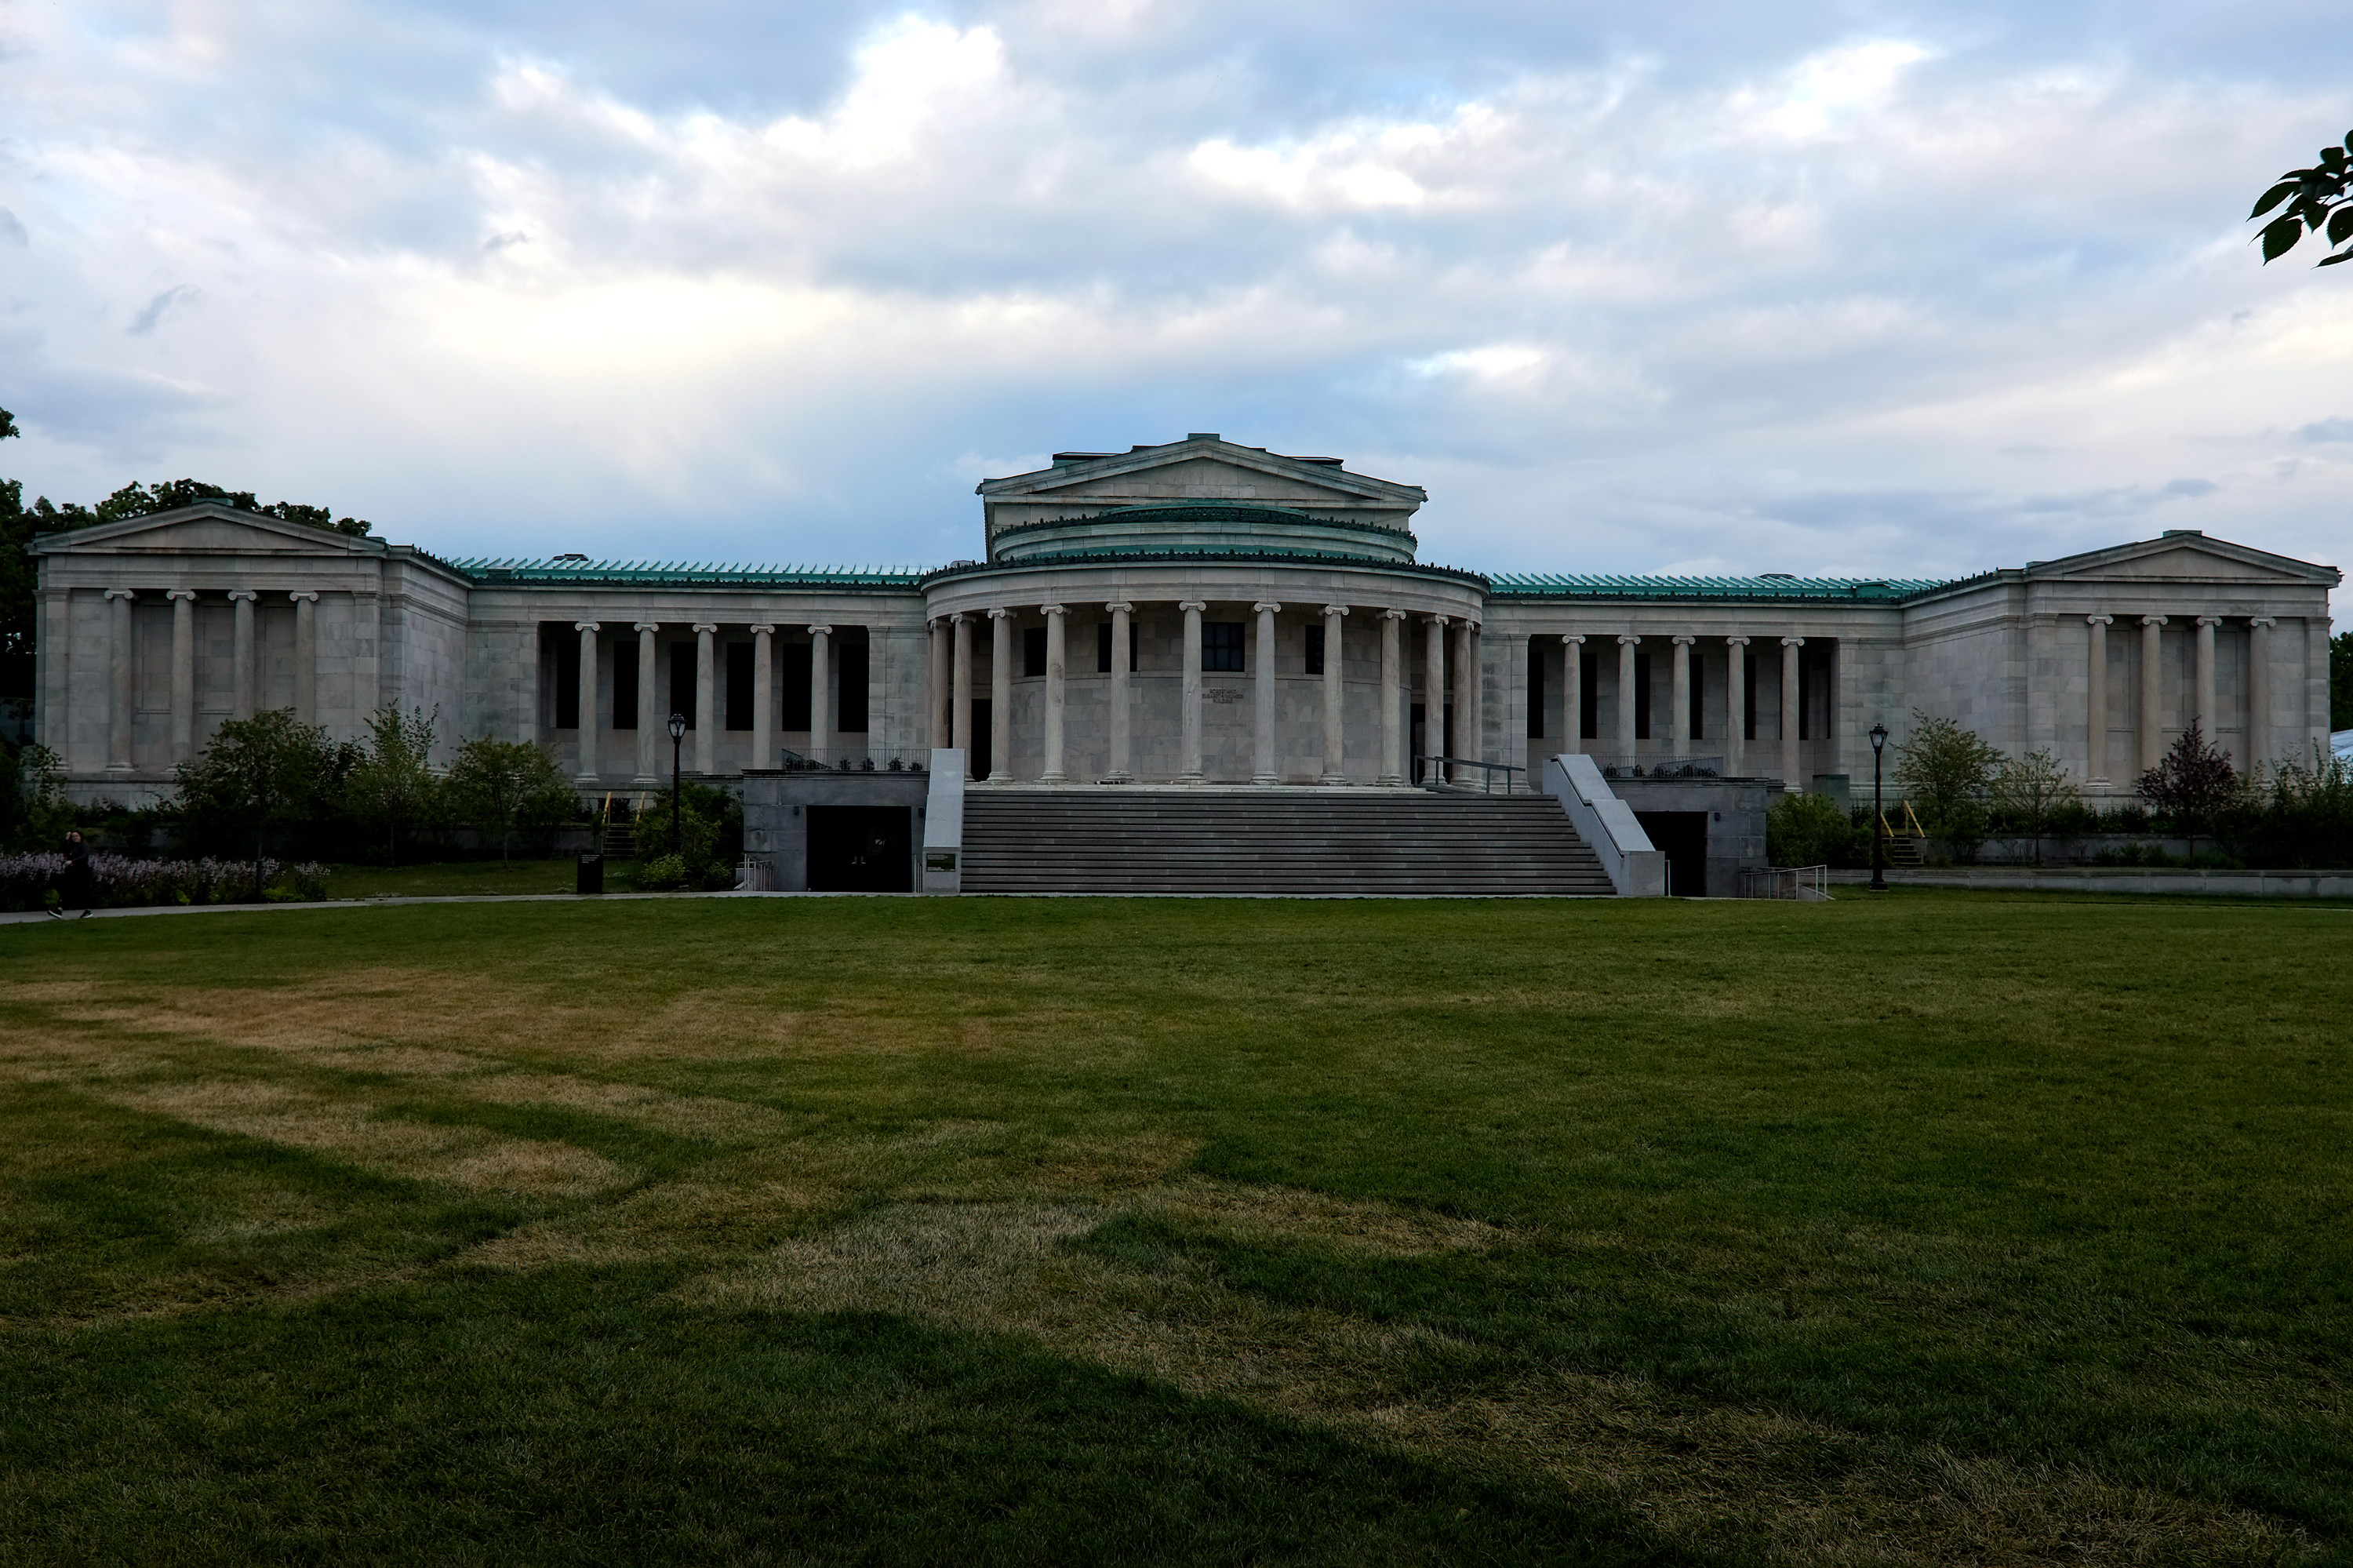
[0,854,333,911]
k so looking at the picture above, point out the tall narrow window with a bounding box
[612,642,636,729]
[1023,626,1047,678]
[780,642,813,731]
[668,645,695,729]
[1633,649,1652,740]
[1527,638,1545,738]
[1202,621,1245,672]
[1305,624,1326,676]
[725,642,753,730]
[838,640,869,732]
[554,632,580,729]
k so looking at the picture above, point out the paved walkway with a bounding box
[0,891,846,926]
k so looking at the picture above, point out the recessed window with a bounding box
[1024,625,1047,678]
[1305,625,1326,676]
[725,642,753,730]
[1202,621,1245,672]
[667,644,695,729]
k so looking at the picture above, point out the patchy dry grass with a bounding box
[0,893,2345,1565]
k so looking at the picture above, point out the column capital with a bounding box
[1562,632,1586,646]
[1322,604,1349,617]
[749,622,775,635]
[2085,613,2113,627]
[982,606,1011,621]
[633,620,661,634]
[1427,613,1451,628]
[1382,607,1409,620]
[1253,601,1282,615]
[227,589,257,603]
[574,620,601,633]
[2140,613,2168,628]
[2195,613,2224,628]
[948,611,966,624]
[807,624,833,637]
[1724,634,1750,647]
[2249,615,2278,629]
[1618,632,1642,646]
[693,622,718,635]
[1039,603,1067,617]
[1671,634,1697,646]
[1104,600,1133,614]
[287,590,319,603]
[1178,599,1206,613]
[167,588,198,602]
[1780,635,1806,647]
[104,588,137,602]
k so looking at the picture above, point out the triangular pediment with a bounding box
[27,503,387,558]
[980,436,1425,508]
[2027,532,2339,587]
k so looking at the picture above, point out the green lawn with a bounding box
[0,894,2345,1565]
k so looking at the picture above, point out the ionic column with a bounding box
[1671,635,1695,760]
[1253,601,1282,784]
[1104,602,1133,782]
[1452,620,1475,774]
[2248,617,2276,769]
[1562,635,1586,755]
[808,624,834,766]
[751,624,776,770]
[168,590,197,763]
[2085,615,2111,783]
[1321,605,1349,784]
[2195,614,2221,744]
[951,614,973,756]
[926,620,947,750]
[1424,615,1448,783]
[633,622,660,784]
[2139,615,2167,771]
[105,589,135,772]
[1724,635,1749,775]
[693,624,718,774]
[987,609,1012,782]
[289,591,319,727]
[1616,634,1640,762]
[228,589,258,720]
[1040,604,1068,783]
[1780,635,1805,788]
[1180,601,1206,784]
[575,622,601,781]
[1379,609,1406,785]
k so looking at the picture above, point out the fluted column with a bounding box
[1424,616,1448,783]
[575,622,601,781]
[289,592,318,727]
[807,624,834,766]
[105,589,135,772]
[1252,601,1281,784]
[1180,601,1206,783]
[228,590,257,720]
[1671,635,1694,760]
[1616,634,1640,762]
[951,614,973,757]
[2195,614,2220,743]
[2140,615,2167,772]
[751,624,775,770]
[987,609,1013,782]
[633,622,660,784]
[2085,616,2111,783]
[926,620,947,750]
[168,590,196,763]
[1561,635,1585,755]
[1040,605,1068,783]
[1780,635,1805,788]
[692,624,718,774]
[1379,609,1405,785]
[1321,605,1348,784]
[1724,635,1749,775]
[1104,602,1133,782]
[2248,617,2275,769]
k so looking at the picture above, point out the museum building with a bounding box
[29,434,2342,867]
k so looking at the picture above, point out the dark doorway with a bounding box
[969,700,992,780]
[1634,810,1708,897]
[807,806,911,892]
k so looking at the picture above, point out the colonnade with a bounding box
[927,602,1482,785]
[2082,610,2282,779]
[95,586,326,773]
[569,620,853,785]
[1546,630,1824,787]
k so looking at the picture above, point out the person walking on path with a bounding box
[50,830,94,919]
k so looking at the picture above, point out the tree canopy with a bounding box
[2250,131,2353,267]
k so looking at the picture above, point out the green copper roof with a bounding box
[449,558,923,587]
[1486,573,1947,601]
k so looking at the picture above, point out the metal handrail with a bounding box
[1413,755,1533,794]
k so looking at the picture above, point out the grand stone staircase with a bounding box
[959,789,1615,896]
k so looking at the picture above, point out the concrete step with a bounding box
[960,791,1614,896]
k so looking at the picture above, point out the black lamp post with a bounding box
[667,711,686,855]
[1868,721,1889,892]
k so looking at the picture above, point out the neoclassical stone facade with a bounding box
[30,434,2340,806]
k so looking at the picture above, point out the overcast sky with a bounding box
[2,2,2348,602]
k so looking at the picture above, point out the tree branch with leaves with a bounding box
[2251,131,2353,267]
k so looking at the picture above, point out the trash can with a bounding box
[576,852,604,895]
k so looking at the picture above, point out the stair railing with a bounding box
[1413,755,1533,795]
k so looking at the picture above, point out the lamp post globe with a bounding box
[667,712,687,857]
[1867,721,1890,892]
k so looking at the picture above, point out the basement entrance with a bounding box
[1634,810,1708,897]
[807,806,912,893]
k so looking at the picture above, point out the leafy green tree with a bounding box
[170,711,344,889]
[1,741,75,852]
[1766,790,1866,869]
[1989,748,2080,866]
[446,738,576,860]
[2332,631,2351,731]
[344,707,440,864]
[2137,720,2244,863]
[2251,131,2353,267]
[631,779,743,886]
[1893,711,2003,836]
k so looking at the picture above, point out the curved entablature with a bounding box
[986,503,1420,566]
